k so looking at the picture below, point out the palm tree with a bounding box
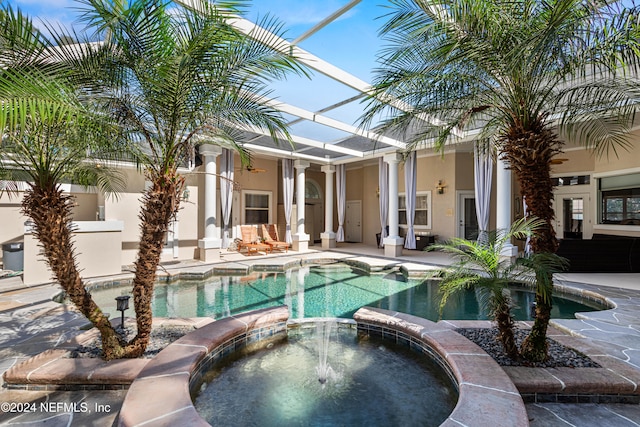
[361,0,637,362]
[432,218,544,359]
[68,0,305,359]
[0,6,127,358]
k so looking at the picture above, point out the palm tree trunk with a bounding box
[502,124,561,362]
[495,301,519,360]
[123,170,183,358]
[522,272,553,360]
[22,186,125,360]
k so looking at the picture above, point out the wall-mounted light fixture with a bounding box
[436,180,446,195]
[182,187,190,202]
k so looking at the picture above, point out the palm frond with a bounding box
[72,0,305,174]
[0,4,51,69]
[516,251,569,304]
[437,273,480,314]
[0,70,112,182]
[430,216,545,324]
[361,0,639,157]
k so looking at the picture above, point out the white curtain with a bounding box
[474,140,493,246]
[220,148,234,248]
[404,151,417,249]
[283,159,294,243]
[378,158,388,248]
[336,164,346,242]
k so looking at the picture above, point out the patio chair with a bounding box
[239,225,270,255]
[261,224,290,253]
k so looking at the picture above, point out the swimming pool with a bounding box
[88,263,604,321]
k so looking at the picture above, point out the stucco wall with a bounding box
[105,169,145,265]
[23,221,124,285]
[455,151,475,190]
[425,153,457,240]
[175,173,200,260]
[363,163,379,246]
[344,166,364,242]
[594,132,640,173]
[356,152,464,246]
[346,166,364,200]
[70,193,99,221]
[0,192,25,261]
[234,156,279,193]
[551,148,596,174]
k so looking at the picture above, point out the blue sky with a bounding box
[9,0,389,142]
[8,1,386,82]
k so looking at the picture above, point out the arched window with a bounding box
[305,180,322,200]
[294,179,322,203]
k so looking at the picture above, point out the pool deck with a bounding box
[1,245,640,426]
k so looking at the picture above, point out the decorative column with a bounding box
[293,160,310,251]
[496,156,518,258]
[198,144,222,262]
[383,152,404,257]
[320,165,336,249]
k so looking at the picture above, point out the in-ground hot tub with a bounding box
[117,306,528,427]
[193,319,457,426]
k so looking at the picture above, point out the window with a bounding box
[242,191,271,224]
[552,175,590,187]
[305,180,322,200]
[599,173,640,225]
[601,188,640,225]
[399,191,432,228]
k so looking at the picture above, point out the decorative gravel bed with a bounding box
[69,323,600,369]
[456,328,600,368]
[70,325,194,359]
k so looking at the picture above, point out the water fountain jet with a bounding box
[315,320,337,386]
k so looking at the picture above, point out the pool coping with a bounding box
[5,310,640,426]
[117,306,290,427]
[6,315,639,403]
[1,317,213,391]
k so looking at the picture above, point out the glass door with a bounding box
[554,194,590,240]
[457,192,478,240]
[562,198,583,239]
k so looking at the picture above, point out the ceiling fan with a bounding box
[236,165,267,173]
[550,158,569,165]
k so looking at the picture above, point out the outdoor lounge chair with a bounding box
[239,225,271,255]
[261,224,290,253]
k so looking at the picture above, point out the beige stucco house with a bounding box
[2,128,639,285]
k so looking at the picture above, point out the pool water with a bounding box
[89,263,603,321]
[193,323,457,427]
